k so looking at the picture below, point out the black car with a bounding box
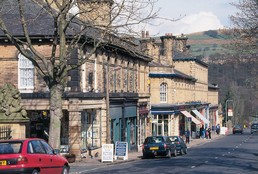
[142,136,177,158]
[233,126,243,134]
[251,123,258,134]
[168,136,187,155]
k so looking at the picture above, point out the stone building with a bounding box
[0,0,151,160]
[139,32,219,139]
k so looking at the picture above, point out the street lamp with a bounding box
[106,66,121,144]
[225,99,233,128]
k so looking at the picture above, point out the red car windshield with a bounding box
[0,141,23,154]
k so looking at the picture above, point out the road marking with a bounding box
[205,161,208,163]
[228,152,231,154]
[222,154,225,156]
[191,166,196,168]
[240,144,242,146]
[215,157,218,159]
[232,149,235,151]
[236,146,238,148]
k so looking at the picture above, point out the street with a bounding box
[71,129,258,174]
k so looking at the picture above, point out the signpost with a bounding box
[115,141,128,160]
[102,144,113,162]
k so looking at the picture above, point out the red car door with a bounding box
[27,140,50,174]
[40,140,62,174]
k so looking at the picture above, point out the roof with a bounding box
[208,83,219,89]
[149,69,196,82]
[173,58,208,67]
[0,0,152,62]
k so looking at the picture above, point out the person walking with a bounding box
[208,127,212,139]
[185,129,190,144]
[200,126,205,139]
[216,124,220,135]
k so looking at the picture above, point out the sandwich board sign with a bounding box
[115,141,128,160]
[102,144,113,162]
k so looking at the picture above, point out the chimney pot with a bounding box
[142,31,145,38]
[146,31,149,37]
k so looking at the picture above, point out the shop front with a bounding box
[81,109,102,155]
[109,101,137,151]
[180,111,201,139]
[139,104,149,145]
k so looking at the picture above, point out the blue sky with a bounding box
[146,0,239,36]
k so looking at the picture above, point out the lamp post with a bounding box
[106,66,121,144]
[225,99,233,128]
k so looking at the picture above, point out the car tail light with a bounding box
[17,157,28,165]
[142,145,145,150]
[164,143,167,149]
[176,142,180,145]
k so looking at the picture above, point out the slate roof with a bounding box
[0,0,152,62]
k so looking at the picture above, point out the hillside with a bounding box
[187,30,257,125]
[187,30,235,58]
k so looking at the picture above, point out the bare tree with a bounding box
[0,0,158,149]
[228,0,258,56]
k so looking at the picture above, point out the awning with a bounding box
[192,109,209,125]
[180,111,201,125]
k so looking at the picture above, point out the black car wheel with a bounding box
[173,149,177,157]
[167,150,172,158]
[180,148,183,155]
[184,148,187,154]
[142,152,148,159]
[32,169,40,174]
[61,166,69,174]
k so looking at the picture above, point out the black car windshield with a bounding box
[0,141,23,154]
[251,124,258,128]
[145,137,164,143]
[233,126,241,129]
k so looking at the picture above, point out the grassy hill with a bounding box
[187,30,235,57]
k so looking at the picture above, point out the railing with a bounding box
[0,126,12,140]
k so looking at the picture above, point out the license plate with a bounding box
[150,147,159,150]
[0,160,6,166]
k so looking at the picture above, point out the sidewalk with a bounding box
[69,133,224,169]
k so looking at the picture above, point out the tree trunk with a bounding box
[48,84,63,150]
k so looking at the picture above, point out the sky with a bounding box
[146,0,239,36]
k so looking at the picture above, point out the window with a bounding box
[160,83,167,102]
[28,140,46,154]
[41,140,54,154]
[18,52,34,93]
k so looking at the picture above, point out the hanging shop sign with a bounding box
[228,109,233,117]
[102,144,114,162]
[115,141,128,160]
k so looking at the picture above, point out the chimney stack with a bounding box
[141,31,145,38]
[146,31,149,37]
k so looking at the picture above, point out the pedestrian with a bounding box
[205,128,208,139]
[185,129,190,144]
[216,124,220,135]
[200,126,205,139]
[208,127,211,139]
[212,125,215,134]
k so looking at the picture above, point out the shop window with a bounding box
[81,109,101,151]
[18,52,34,93]
[160,83,167,103]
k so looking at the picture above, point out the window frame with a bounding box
[160,82,167,103]
[18,52,34,93]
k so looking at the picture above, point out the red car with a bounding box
[0,138,69,174]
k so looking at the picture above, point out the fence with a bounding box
[0,126,12,140]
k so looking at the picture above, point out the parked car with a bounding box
[0,138,69,174]
[232,126,243,134]
[168,136,187,155]
[251,123,258,134]
[142,136,177,158]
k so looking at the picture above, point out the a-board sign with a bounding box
[115,141,128,160]
[102,144,113,162]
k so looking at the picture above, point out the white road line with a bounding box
[191,166,196,168]
[215,157,218,159]
[228,152,231,154]
[205,161,208,163]
[222,154,225,156]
